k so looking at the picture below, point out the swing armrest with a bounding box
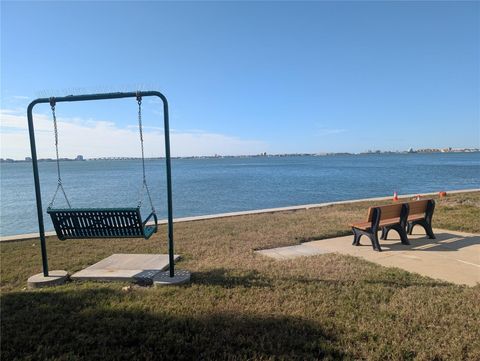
[143,212,158,228]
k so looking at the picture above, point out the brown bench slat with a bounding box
[408,199,429,215]
[407,214,424,221]
[366,203,404,221]
[351,217,401,230]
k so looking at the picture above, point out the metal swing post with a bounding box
[27,102,49,277]
[162,96,175,278]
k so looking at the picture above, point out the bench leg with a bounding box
[419,220,435,239]
[425,223,435,239]
[408,220,436,239]
[380,226,390,240]
[407,222,413,235]
[381,225,409,245]
[395,224,410,245]
[352,228,382,251]
[352,228,361,246]
[369,232,382,252]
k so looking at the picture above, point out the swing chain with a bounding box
[48,97,71,209]
[136,93,156,213]
[47,94,154,212]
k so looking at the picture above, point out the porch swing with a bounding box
[46,94,158,240]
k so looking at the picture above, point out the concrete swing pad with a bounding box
[71,254,180,283]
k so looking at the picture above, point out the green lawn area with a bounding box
[1,192,480,360]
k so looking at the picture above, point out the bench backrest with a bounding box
[366,203,404,222]
[407,199,430,216]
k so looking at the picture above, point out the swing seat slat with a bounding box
[47,207,157,240]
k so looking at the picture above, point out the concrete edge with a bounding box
[27,270,69,289]
[2,188,479,243]
[153,270,191,286]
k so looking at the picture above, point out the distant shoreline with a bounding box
[1,149,479,163]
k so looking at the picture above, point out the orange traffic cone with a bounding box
[393,191,398,201]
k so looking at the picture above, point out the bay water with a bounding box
[1,152,479,237]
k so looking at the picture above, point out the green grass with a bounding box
[1,192,480,360]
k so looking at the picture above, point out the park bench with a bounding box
[406,199,436,239]
[351,203,409,252]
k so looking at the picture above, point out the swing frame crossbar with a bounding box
[27,91,175,278]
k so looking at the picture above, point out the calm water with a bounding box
[1,153,479,236]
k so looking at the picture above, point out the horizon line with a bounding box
[2,147,479,162]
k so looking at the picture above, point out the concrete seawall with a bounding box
[1,188,478,243]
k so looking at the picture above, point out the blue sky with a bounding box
[1,1,479,158]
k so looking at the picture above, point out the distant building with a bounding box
[25,157,32,161]
[407,148,415,153]
[75,155,84,161]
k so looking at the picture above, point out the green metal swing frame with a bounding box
[27,91,175,278]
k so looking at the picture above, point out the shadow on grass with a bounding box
[192,267,449,291]
[275,274,452,289]
[1,288,346,361]
[192,268,273,289]
[298,230,352,244]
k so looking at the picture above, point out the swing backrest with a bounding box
[47,207,157,240]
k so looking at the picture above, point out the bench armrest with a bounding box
[142,212,158,229]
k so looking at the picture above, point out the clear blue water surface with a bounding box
[1,153,479,236]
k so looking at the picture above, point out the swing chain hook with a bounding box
[50,98,59,150]
[137,94,145,166]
